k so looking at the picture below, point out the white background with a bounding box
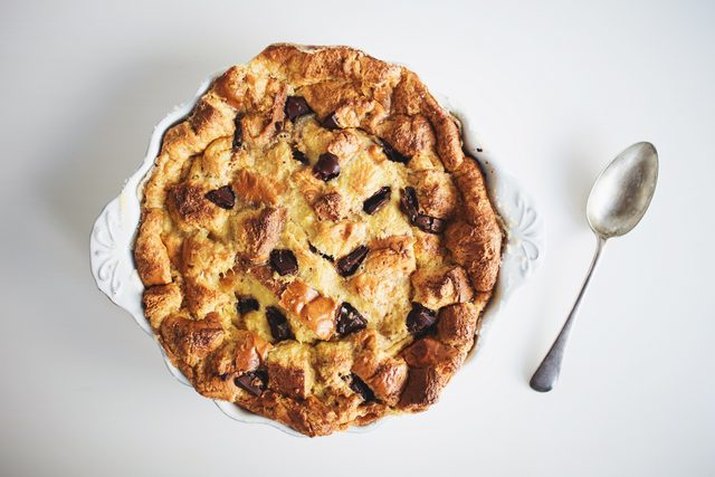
[1,0,713,475]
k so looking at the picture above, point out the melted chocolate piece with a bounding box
[414,214,447,234]
[399,187,447,234]
[292,148,309,165]
[232,114,244,150]
[336,302,367,336]
[399,187,419,221]
[336,245,369,277]
[269,249,298,276]
[363,187,391,215]
[266,306,294,341]
[234,369,268,396]
[349,373,375,402]
[322,113,340,130]
[205,185,235,209]
[313,153,340,181]
[284,96,314,121]
[406,302,438,336]
[237,296,260,314]
[308,242,334,262]
[381,139,410,164]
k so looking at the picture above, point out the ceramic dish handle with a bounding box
[90,194,193,386]
[89,75,217,337]
[490,170,544,290]
[452,106,545,307]
[90,194,149,333]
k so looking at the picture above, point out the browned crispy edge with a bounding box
[134,43,503,436]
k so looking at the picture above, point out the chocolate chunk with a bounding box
[292,148,309,165]
[414,214,447,234]
[308,242,334,262]
[336,302,367,336]
[275,121,283,132]
[363,187,391,215]
[406,302,438,336]
[350,373,375,402]
[269,249,298,276]
[322,113,340,130]
[205,185,235,209]
[399,187,419,221]
[313,153,340,181]
[232,114,244,150]
[266,306,294,341]
[234,369,268,396]
[336,245,369,277]
[237,296,260,314]
[381,139,410,164]
[284,96,314,121]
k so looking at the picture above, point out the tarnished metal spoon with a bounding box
[530,142,659,392]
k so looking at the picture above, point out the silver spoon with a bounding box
[530,142,659,392]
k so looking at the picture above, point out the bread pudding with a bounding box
[134,44,502,436]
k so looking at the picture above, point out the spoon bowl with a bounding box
[530,141,659,392]
[587,142,659,239]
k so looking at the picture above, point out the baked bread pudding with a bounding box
[134,44,503,436]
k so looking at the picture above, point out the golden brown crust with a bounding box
[142,283,182,329]
[312,191,345,222]
[448,159,503,292]
[411,170,458,219]
[265,342,314,399]
[436,303,480,347]
[134,44,503,436]
[235,207,286,265]
[159,312,225,367]
[411,265,474,309]
[232,169,282,206]
[134,209,172,286]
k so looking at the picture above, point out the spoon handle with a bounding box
[530,236,606,392]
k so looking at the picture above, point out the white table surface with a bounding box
[2,0,713,475]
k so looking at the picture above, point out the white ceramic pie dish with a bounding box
[90,71,544,437]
